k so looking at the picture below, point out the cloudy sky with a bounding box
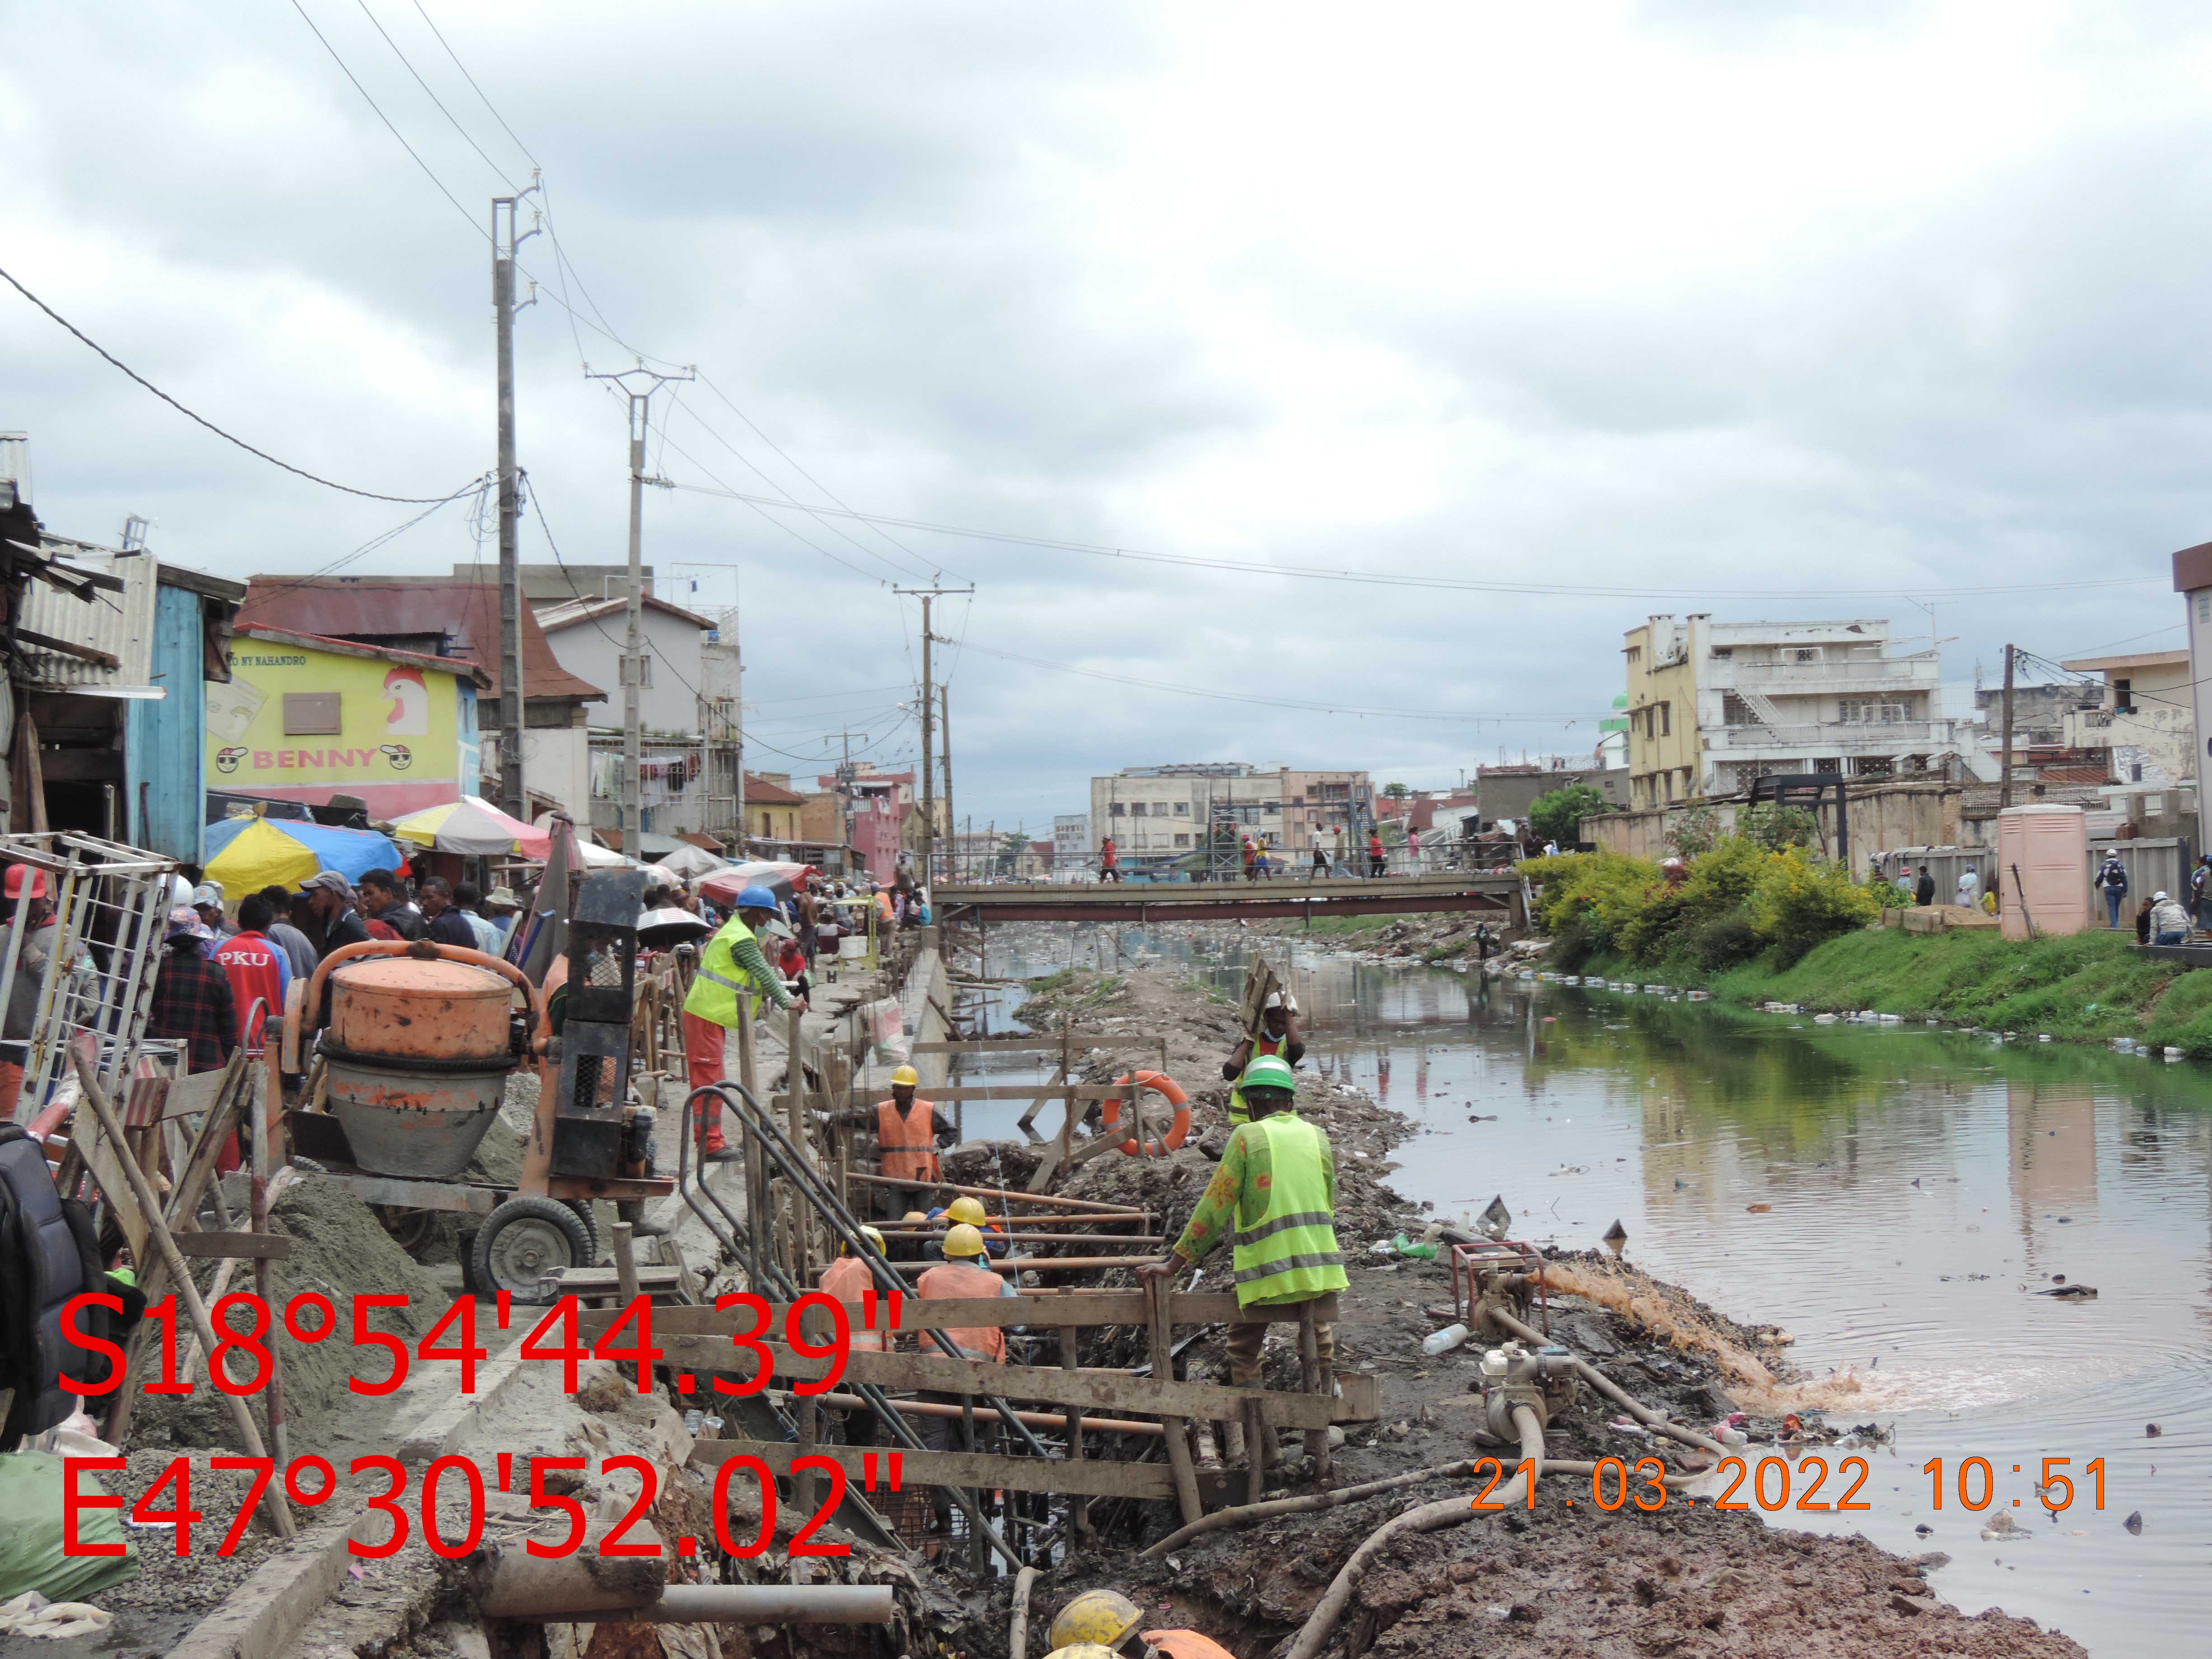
[6,1,2208,831]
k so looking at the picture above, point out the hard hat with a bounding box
[736,884,780,911]
[858,1225,886,1254]
[946,1195,988,1227]
[901,1210,930,1224]
[1262,990,1297,1014]
[890,1064,921,1087]
[1046,1648,1121,1659]
[1239,1054,1297,1095]
[942,1223,987,1259]
[2,865,47,900]
[1049,1590,1143,1651]
[2154,890,2169,903]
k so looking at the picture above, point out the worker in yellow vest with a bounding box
[1140,1054,1344,1467]
[820,1064,957,1218]
[681,883,801,1159]
[914,1222,1021,1531]
[1220,991,1303,1127]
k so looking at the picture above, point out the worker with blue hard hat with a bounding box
[682,883,805,1159]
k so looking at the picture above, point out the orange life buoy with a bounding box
[1099,1070,1190,1156]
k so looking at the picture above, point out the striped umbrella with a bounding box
[204,816,408,894]
[389,795,552,858]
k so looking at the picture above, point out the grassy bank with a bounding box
[1582,925,2212,1056]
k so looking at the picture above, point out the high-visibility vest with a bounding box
[1229,1113,1347,1309]
[682,915,766,1029]
[1227,1032,1291,1127]
[875,1097,941,1183]
[820,1255,890,1350]
[916,1259,1007,1360]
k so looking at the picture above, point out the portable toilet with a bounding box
[1995,805,2090,941]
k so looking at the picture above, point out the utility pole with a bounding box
[2000,643,2016,810]
[894,585,972,887]
[584,363,694,857]
[492,181,540,821]
[939,684,955,884]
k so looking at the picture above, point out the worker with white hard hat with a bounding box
[1221,988,1303,1127]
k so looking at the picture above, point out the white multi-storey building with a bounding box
[1622,615,1984,809]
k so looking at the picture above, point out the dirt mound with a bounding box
[133,1174,451,1451]
[942,1137,1045,1190]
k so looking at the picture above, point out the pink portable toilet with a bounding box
[1995,805,2090,941]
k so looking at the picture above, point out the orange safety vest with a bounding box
[875,1097,941,1183]
[916,1259,1007,1361]
[820,1254,890,1350]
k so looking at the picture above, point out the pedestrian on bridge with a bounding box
[1367,829,1386,878]
[1139,1054,1345,1471]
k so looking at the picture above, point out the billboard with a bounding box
[207,640,475,815]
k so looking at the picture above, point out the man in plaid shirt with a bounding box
[147,905,238,1075]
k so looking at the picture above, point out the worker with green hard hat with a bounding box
[1139,1053,1345,1470]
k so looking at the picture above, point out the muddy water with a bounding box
[956,923,2211,1657]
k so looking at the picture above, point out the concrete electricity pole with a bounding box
[939,684,955,883]
[584,363,693,857]
[492,182,540,821]
[893,585,971,886]
[2000,643,2016,810]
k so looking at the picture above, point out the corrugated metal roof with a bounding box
[19,540,159,696]
[536,593,717,632]
[237,576,605,702]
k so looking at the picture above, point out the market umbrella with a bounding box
[204,816,408,895]
[390,794,551,858]
[654,843,729,880]
[699,860,816,907]
[637,905,712,949]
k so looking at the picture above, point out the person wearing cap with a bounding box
[820,1063,956,1218]
[147,906,239,1075]
[915,1220,1023,1528]
[300,871,372,955]
[256,886,320,978]
[682,883,804,1160]
[483,886,523,947]
[2151,889,2192,945]
[190,882,233,953]
[0,865,57,1117]
[1221,990,1304,1128]
[1139,1054,1345,1470]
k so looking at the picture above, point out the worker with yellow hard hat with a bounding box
[911,1218,1022,1532]
[820,1061,957,1218]
[1050,1591,1142,1651]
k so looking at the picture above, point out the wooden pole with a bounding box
[1299,1299,1330,1480]
[611,1221,642,1303]
[1061,1320,1089,1540]
[1148,1278,1204,1528]
[70,1050,294,1541]
[249,1066,290,1471]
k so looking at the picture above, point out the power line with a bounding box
[406,0,540,169]
[351,0,517,188]
[661,483,2166,603]
[248,482,488,606]
[0,261,483,506]
[951,637,1591,724]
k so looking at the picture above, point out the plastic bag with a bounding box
[0,1452,137,1605]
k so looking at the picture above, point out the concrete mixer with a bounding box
[278,869,675,1300]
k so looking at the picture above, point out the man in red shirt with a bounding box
[212,892,292,1056]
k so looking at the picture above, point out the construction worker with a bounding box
[817,1226,889,1446]
[914,1221,1021,1529]
[681,883,803,1160]
[943,1193,1008,1258]
[1220,990,1303,1128]
[1139,1054,1345,1467]
[820,1064,956,1217]
[1049,1592,1143,1654]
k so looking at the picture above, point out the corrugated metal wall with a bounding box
[124,582,206,863]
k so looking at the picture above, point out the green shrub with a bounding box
[1748,849,1881,965]
[1682,916,1763,971]
[1529,784,1612,846]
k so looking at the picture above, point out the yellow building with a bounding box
[1621,615,1705,810]
[742,772,807,843]
[208,627,487,817]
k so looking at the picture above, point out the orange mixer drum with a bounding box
[327,956,512,1064]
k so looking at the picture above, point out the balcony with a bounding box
[1716,655,1941,695]
[1703,718,1964,755]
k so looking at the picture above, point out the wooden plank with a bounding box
[172,1231,293,1261]
[1013,1063,1069,1139]
[692,1437,1176,1501]
[846,1172,1143,1214]
[847,1083,1140,1104]
[641,1337,1378,1430]
[584,1292,1338,1338]
[909,1035,1167,1055]
[75,1103,150,1268]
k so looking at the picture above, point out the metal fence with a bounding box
[2085,836,2193,918]
[1872,845,1991,904]
[2,832,178,1123]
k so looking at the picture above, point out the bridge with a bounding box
[932,869,1524,925]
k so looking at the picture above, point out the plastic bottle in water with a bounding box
[1420,1323,1471,1356]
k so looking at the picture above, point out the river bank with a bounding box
[971,961,2090,1659]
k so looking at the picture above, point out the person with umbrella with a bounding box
[681,883,805,1160]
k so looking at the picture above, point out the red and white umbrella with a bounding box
[390,795,551,858]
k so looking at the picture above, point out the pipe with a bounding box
[1487,1305,1729,1459]
[1008,1565,1040,1659]
[512,1585,895,1625]
[1284,1405,1545,1659]
[847,1171,1145,1214]
[1140,1455,1600,1560]
[771,1390,1165,1439]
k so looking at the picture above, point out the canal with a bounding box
[952,922,2211,1657]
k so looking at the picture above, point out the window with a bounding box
[282,692,342,736]
[1660,702,1671,737]
[1172,801,1190,815]
[1664,771,1676,802]
[2114,678,2135,714]
[1790,647,1823,664]
[1109,802,1125,817]
[1710,647,1732,659]
[1626,645,1643,667]
[1173,834,1190,848]
[1130,801,1148,817]
[1154,801,1170,816]
[619,654,654,688]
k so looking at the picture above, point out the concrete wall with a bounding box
[543,606,706,736]
[1582,780,1964,864]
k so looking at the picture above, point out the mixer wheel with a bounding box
[562,1199,600,1267]
[472,1195,593,1303]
